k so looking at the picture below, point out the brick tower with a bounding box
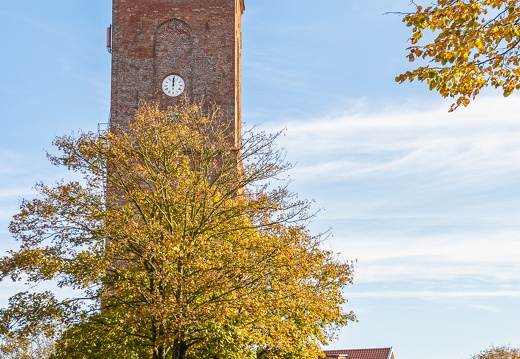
[109,0,245,144]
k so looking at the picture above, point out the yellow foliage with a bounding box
[397,0,520,110]
[471,345,520,359]
[0,101,355,359]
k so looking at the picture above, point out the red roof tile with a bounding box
[324,348,393,359]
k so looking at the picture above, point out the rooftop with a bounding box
[324,347,394,359]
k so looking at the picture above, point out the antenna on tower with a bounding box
[106,25,112,54]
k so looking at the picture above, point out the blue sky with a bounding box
[1,2,520,359]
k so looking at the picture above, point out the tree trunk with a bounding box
[152,341,187,359]
[172,341,187,359]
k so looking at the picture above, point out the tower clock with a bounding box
[109,0,245,144]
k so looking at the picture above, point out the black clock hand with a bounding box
[172,76,176,87]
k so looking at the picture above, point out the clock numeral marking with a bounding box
[162,75,185,97]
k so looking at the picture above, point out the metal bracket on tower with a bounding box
[98,122,110,136]
[106,25,112,54]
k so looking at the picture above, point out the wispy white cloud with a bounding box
[0,188,36,200]
[336,230,520,263]
[275,95,520,184]
[0,149,26,176]
[347,290,520,299]
[468,304,501,313]
[264,95,520,296]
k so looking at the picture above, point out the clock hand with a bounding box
[172,76,176,87]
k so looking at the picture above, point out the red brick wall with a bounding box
[110,0,244,143]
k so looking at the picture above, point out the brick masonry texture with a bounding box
[110,0,245,143]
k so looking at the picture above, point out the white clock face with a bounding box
[162,74,185,97]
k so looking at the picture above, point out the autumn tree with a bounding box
[0,330,59,359]
[0,101,355,359]
[395,0,520,111]
[471,345,520,359]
